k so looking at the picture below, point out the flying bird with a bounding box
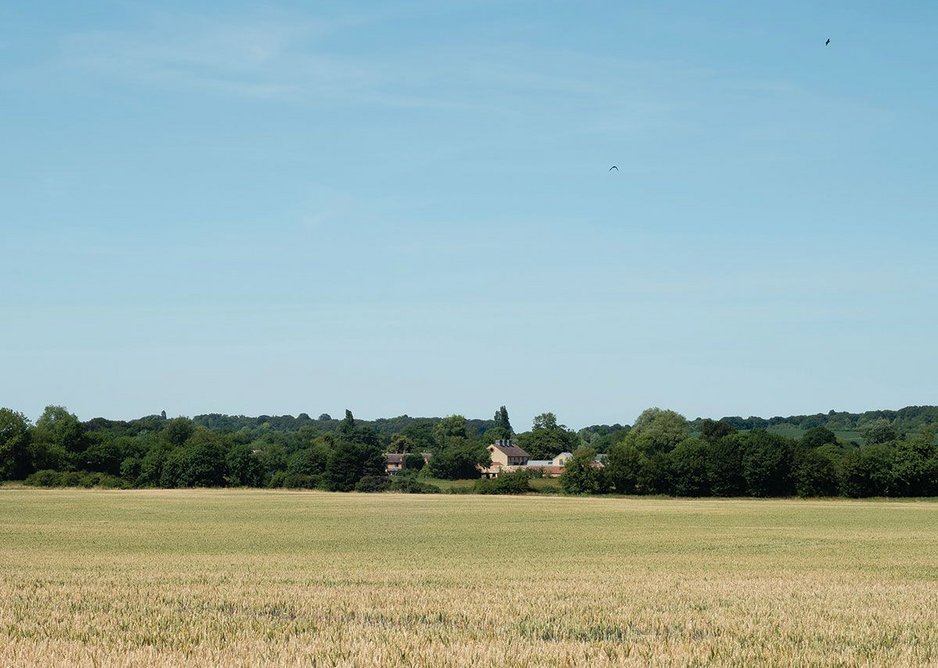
[825,38,831,45]
[609,165,618,171]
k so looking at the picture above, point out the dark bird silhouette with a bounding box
[825,38,831,45]
[609,165,618,171]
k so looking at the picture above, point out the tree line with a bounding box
[1,404,936,497]
[560,408,938,497]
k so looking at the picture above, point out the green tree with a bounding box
[338,409,357,437]
[324,415,385,491]
[839,445,894,497]
[80,438,124,476]
[669,437,711,496]
[741,430,795,497]
[862,419,900,446]
[401,421,438,452]
[635,453,671,495]
[34,405,85,454]
[287,437,331,479]
[163,417,195,447]
[623,408,689,456]
[0,408,32,480]
[560,447,606,494]
[227,444,265,487]
[433,415,471,447]
[138,442,173,486]
[792,447,839,497]
[707,435,746,497]
[700,419,736,444]
[578,424,630,454]
[120,456,142,482]
[404,452,426,472]
[428,442,489,479]
[252,442,290,482]
[490,406,513,440]
[176,430,228,487]
[389,434,415,453]
[800,426,838,449]
[324,442,385,491]
[890,427,937,496]
[605,441,643,494]
[516,412,580,460]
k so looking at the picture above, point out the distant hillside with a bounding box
[189,413,495,439]
[690,405,938,444]
[80,405,938,447]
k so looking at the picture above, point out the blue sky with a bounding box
[2,1,937,428]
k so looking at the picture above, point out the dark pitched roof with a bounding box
[490,440,529,458]
[385,453,406,464]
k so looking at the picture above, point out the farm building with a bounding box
[479,439,530,478]
[385,453,406,475]
[525,451,574,477]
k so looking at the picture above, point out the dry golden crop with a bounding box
[0,489,936,667]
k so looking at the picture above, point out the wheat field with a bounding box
[0,489,936,667]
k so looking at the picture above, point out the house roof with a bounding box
[490,440,529,458]
[385,453,406,464]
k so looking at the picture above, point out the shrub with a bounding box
[24,470,126,488]
[354,475,390,493]
[428,442,489,480]
[475,469,533,495]
[268,472,320,489]
[560,448,607,495]
[404,452,426,472]
[24,469,61,487]
[388,472,439,494]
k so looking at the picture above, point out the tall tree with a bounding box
[324,411,384,491]
[0,408,32,480]
[669,437,711,496]
[491,406,513,440]
[389,434,415,453]
[707,435,746,497]
[623,408,688,456]
[227,444,265,487]
[34,405,85,454]
[516,412,579,459]
[324,442,385,491]
[792,447,839,497]
[741,431,795,497]
[605,441,643,494]
[338,409,357,437]
[700,419,736,444]
[433,415,470,448]
[800,426,838,449]
[162,417,195,447]
[862,419,900,445]
[890,427,938,496]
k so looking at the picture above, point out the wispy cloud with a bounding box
[16,3,869,156]
[47,6,708,118]
[61,11,375,99]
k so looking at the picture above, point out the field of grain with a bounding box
[1,489,936,667]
